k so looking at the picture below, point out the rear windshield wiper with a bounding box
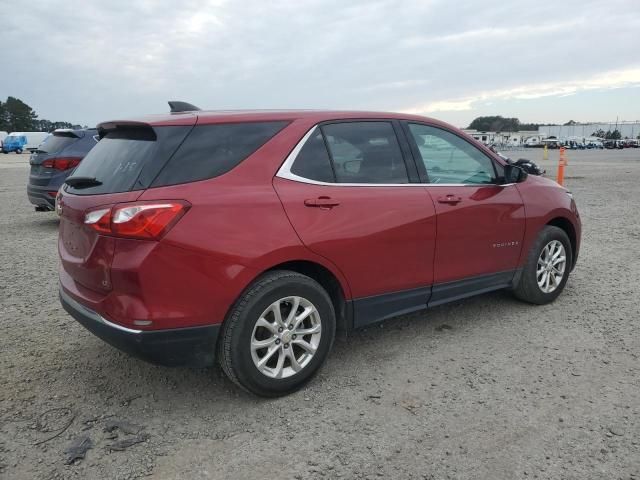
[65,176,102,188]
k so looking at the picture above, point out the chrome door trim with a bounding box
[275,124,512,189]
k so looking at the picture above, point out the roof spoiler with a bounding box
[168,101,201,113]
[53,128,82,138]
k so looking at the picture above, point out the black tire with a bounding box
[16,149,22,154]
[513,225,573,304]
[218,270,336,397]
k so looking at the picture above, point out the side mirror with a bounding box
[504,164,528,184]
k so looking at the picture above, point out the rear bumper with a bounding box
[27,185,56,209]
[60,286,219,367]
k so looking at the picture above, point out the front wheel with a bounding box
[218,270,336,397]
[513,225,573,304]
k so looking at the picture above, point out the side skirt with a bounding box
[350,270,519,330]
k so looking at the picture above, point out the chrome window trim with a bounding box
[275,124,511,188]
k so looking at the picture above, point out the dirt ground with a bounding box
[0,148,639,480]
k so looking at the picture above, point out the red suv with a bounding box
[58,109,581,396]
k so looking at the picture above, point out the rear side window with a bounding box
[321,122,408,184]
[290,130,335,183]
[152,121,288,187]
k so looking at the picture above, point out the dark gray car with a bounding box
[27,128,98,211]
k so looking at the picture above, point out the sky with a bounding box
[2,0,639,128]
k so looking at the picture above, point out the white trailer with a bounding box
[8,132,50,152]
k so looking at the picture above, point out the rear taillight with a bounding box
[84,202,189,240]
[42,157,82,170]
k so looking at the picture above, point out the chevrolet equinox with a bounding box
[58,107,581,396]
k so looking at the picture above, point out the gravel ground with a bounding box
[0,148,639,480]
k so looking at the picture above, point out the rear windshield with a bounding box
[66,121,287,195]
[66,126,191,195]
[38,134,77,153]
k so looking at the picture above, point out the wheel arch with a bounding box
[546,216,577,268]
[263,260,351,332]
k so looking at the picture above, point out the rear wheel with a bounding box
[513,225,572,304]
[218,270,336,397]
[15,149,22,154]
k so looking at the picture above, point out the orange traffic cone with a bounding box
[557,147,566,186]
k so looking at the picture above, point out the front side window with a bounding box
[408,123,497,184]
[322,122,408,184]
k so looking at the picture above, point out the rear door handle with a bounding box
[437,195,462,205]
[304,196,340,208]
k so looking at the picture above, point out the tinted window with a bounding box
[321,122,408,184]
[290,130,335,183]
[152,121,288,187]
[38,134,76,154]
[66,126,191,195]
[408,124,497,184]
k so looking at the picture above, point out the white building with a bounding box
[539,121,640,140]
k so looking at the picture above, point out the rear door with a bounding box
[274,121,437,327]
[403,122,526,301]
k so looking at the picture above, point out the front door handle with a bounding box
[437,195,462,205]
[304,196,340,208]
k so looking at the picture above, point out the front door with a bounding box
[403,122,526,301]
[274,121,437,327]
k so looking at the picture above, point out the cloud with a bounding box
[403,67,640,114]
[2,0,640,125]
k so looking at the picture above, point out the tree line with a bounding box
[467,116,540,132]
[0,96,86,133]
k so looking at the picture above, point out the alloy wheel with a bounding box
[536,240,567,293]
[250,296,322,379]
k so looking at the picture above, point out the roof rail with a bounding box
[168,101,201,113]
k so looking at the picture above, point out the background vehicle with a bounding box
[2,133,27,153]
[57,108,581,396]
[542,139,562,149]
[2,131,49,153]
[28,128,98,211]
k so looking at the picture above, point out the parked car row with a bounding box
[525,138,639,150]
[55,103,582,396]
[603,139,639,149]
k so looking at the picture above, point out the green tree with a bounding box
[3,96,37,131]
[467,115,538,132]
[592,129,606,138]
[0,101,9,131]
[605,129,621,139]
